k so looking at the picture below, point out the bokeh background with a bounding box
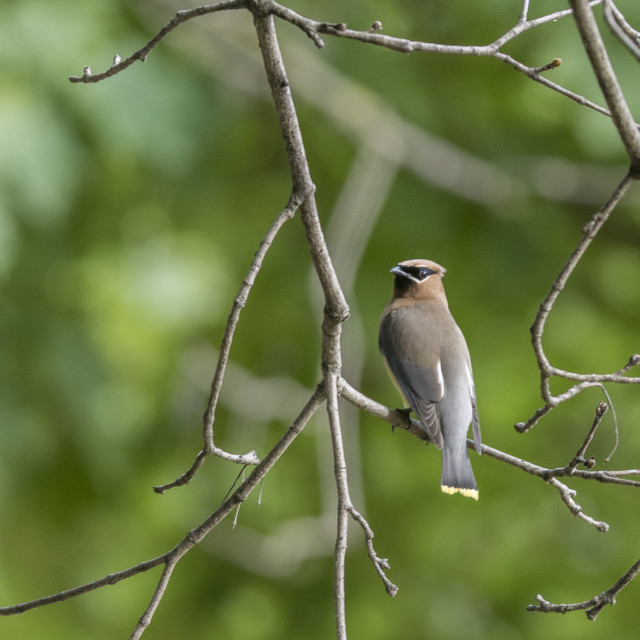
[2,0,640,638]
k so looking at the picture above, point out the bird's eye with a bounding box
[419,267,433,279]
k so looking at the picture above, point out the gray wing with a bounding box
[379,313,446,449]
[471,393,482,454]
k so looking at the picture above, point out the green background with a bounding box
[2,0,640,638]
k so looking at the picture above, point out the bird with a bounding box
[378,258,482,499]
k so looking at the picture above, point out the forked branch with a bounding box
[517,171,639,433]
[341,380,640,534]
[154,193,310,495]
[528,557,640,620]
[1,386,327,635]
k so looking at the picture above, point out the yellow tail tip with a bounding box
[441,485,479,501]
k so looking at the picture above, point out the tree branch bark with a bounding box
[569,0,640,174]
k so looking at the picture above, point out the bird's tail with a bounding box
[440,446,478,500]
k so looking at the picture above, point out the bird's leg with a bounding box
[391,407,413,433]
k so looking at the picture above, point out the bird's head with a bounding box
[389,259,447,301]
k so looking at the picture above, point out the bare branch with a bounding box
[251,9,355,637]
[482,440,640,491]
[567,401,608,473]
[603,0,640,63]
[131,384,325,636]
[490,1,604,49]
[570,0,640,173]
[532,172,634,383]
[528,557,640,619]
[0,386,325,631]
[69,0,245,83]
[516,380,627,434]
[0,555,167,616]
[340,379,640,532]
[153,449,208,494]
[492,51,615,118]
[343,371,640,612]
[251,5,348,319]
[200,192,309,447]
[154,194,307,493]
[328,382,398,603]
[548,477,609,532]
[326,372,348,640]
[265,0,625,124]
[69,0,631,132]
[131,557,180,640]
[518,0,531,23]
[516,171,639,432]
[348,505,398,597]
[339,378,428,442]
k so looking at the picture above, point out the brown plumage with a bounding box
[378,259,482,499]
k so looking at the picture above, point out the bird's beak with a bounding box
[390,265,421,283]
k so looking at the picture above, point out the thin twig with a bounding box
[493,51,614,118]
[528,557,640,619]
[0,555,167,616]
[532,172,634,384]
[202,193,308,449]
[69,1,245,83]
[480,442,640,490]
[567,401,608,473]
[548,477,609,532]
[131,557,181,639]
[603,0,640,63]
[348,506,398,597]
[154,195,306,493]
[329,376,398,608]
[518,171,638,432]
[491,1,603,50]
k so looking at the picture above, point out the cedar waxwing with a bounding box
[378,259,482,499]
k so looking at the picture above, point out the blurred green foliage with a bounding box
[2,0,640,638]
